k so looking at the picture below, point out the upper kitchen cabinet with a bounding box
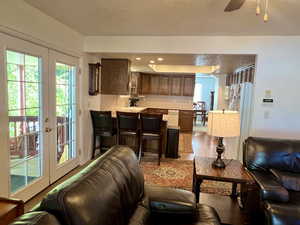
[140,73,151,95]
[139,73,195,97]
[182,75,195,96]
[170,75,182,96]
[159,75,170,95]
[101,58,131,95]
[150,75,160,94]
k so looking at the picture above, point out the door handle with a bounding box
[45,127,52,133]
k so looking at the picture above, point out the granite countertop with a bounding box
[140,106,193,111]
[111,107,179,127]
[114,107,147,113]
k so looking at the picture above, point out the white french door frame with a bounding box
[48,50,80,183]
[0,32,50,201]
[0,33,10,198]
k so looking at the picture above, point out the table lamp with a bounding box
[207,110,240,168]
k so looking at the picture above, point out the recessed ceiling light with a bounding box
[150,60,155,64]
[135,57,141,61]
[157,58,164,61]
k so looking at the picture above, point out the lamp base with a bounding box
[212,137,226,168]
[212,158,226,168]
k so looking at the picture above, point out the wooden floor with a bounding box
[180,122,238,161]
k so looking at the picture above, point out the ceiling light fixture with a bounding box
[256,0,261,15]
[225,0,269,22]
[256,0,269,22]
[149,60,155,64]
[135,57,141,61]
[157,58,164,61]
[263,0,269,22]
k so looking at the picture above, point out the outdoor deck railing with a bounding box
[9,116,68,161]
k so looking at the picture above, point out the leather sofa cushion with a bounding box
[264,192,300,225]
[145,185,196,215]
[270,169,300,191]
[39,146,145,225]
[149,204,221,225]
[128,204,149,225]
[9,211,61,225]
[244,137,300,172]
[250,171,289,202]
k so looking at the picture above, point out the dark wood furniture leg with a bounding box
[92,133,96,159]
[231,183,238,198]
[192,160,202,203]
[157,136,162,166]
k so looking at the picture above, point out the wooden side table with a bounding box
[192,157,256,225]
[192,157,254,203]
[0,197,24,225]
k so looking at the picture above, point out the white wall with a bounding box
[84,36,300,140]
[0,0,83,54]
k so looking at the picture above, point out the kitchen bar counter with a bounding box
[111,107,179,127]
[97,106,181,156]
[103,106,193,131]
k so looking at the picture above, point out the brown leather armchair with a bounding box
[243,137,300,225]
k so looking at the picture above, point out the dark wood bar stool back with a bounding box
[90,110,116,159]
[116,111,141,159]
[140,113,163,165]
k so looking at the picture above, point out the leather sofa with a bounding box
[243,137,300,225]
[10,146,221,225]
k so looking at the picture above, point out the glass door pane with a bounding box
[6,50,42,193]
[55,63,76,165]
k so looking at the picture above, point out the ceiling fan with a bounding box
[224,0,270,22]
[224,0,246,12]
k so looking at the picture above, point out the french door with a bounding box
[48,50,79,183]
[0,33,79,201]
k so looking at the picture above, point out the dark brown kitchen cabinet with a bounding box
[150,75,160,94]
[182,75,195,96]
[170,75,182,96]
[179,110,194,132]
[146,108,168,114]
[159,75,170,95]
[101,58,131,95]
[139,73,195,97]
[140,73,151,95]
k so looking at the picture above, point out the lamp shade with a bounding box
[207,110,240,137]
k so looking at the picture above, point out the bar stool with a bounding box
[90,111,117,159]
[116,111,141,160]
[140,113,163,165]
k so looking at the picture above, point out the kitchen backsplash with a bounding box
[139,95,193,110]
[99,94,193,110]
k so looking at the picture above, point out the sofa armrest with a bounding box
[250,171,289,202]
[145,185,196,215]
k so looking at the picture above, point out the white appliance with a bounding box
[237,82,254,161]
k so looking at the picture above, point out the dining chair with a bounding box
[116,111,141,160]
[140,113,163,165]
[90,110,117,159]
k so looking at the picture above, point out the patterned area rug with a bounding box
[140,159,232,196]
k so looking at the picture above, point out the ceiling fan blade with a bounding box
[224,0,246,12]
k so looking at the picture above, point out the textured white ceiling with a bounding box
[24,0,300,35]
[93,53,255,74]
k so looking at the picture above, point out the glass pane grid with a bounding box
[55,62,76,164]
[7,50,42,193]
